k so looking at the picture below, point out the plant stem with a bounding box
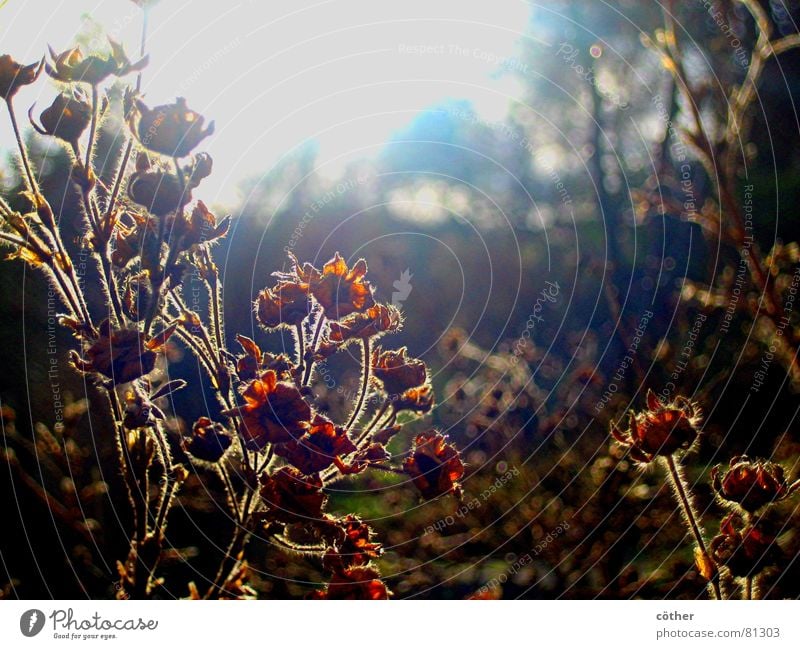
[205,488,255,599]
[745,576,753,600]
[80,188,123,326]
[345,338,371,432]
[294,322,305,376]
[0,231,30,247]
[664,455,722,600]
[107,385,135,512]
[218,464,241,525]
[85,86,99,172]
[152,425,176,535]
[7,99,93,330]
[207,257,225,355]
[356,400,389,447]
[6,98,37,193]
[301,312,326,386]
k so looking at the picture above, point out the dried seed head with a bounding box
[308,252,374,320]
[274,414,356,475]
[220,370,311,450]
[372,346,427,397]
[29,90,92,145]
[133,96,214,158]
[259,467,326,523]
[182,417,232,463]
[46,39,147,85]
[403,430,464,500]
[610,390,701,463]
[709,514,779,578]
[255,282,312,330]
[0,54,43,101]
[711,456,800,512]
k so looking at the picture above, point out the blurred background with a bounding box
[2,0,800,599]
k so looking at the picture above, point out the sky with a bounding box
[0,0,538,207]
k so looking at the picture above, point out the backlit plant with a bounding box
[611,392,800,599]
[0,3,463,599]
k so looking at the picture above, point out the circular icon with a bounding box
[20,609,45,637]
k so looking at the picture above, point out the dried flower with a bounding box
[127,169,189,216]
[71,320,174,384]
[134,97,214,158]
[403,431,464,500]
[312,566,390,600]
[711,456,800,512]
[710,514,778,577]
[309,252,374,320]
[46,39,146,85]
[173,201,229,248]
[221,370,311,450]
[182,417,232,463]
[325,303,401,345]
[259,467,326,523]
[322,515,382,572]
[275,414,356,474]
[29,90,92,146]
[122,386,164,429]
[611,390,700,463]
[392,383,435,414]
[372,346,427,396]
[255,282,312,329]
[0,54,43,101]
[234,334,262,381]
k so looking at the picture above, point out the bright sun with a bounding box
[1,0,533,206]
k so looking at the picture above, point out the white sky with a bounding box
[1,0,536,206]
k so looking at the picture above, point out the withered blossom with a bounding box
[324,303,401,344]
[309,252,374,320]
[133,97,214,158]
[611,390,700,463]
[312,566,390,600]
[127,168,189,216]
[275,414,356,474]
[182,417,232,463]
[221,369,311,450]
[46,39,147,85]
[255,282,312,330]
[259,467,326,523]
[172,201,229,249]
[0,54,43,101]
[403,431,464,500]
[710,514,778,578]
[392,383,434,414]
[711,456,800,512]
[372,346,427,396]
[71,320,174,384]
[29,90,92,146]
[322,515,382,573]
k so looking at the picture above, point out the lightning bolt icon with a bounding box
[28,611,38,632]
